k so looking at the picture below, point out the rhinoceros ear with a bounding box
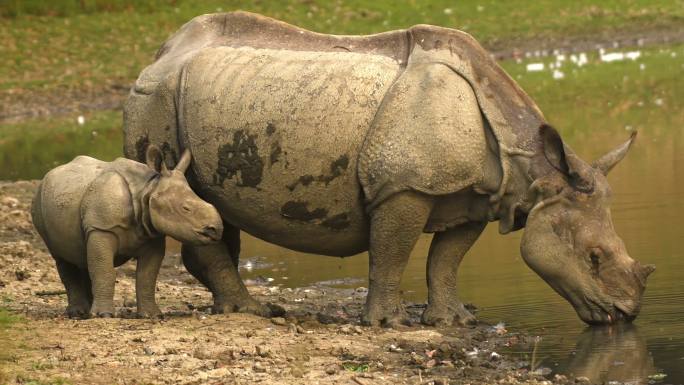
[174,149,192,173]
[592,131,637,175]
[145,145,169,175]
[540,124,594,192]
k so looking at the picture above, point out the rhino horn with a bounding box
[641,263,656,279]
[592,131,637,175]
[175,149,192,173]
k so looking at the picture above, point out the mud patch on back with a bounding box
[215,130,264,188]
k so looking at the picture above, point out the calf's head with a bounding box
[520,126,654,325]
[145,145,223,245]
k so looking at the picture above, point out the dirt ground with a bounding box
[0,181,577,385]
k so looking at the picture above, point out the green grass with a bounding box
[500,44,684,148]
[1,0,683,93]
[0,111,123,179]
[0,308,20,329]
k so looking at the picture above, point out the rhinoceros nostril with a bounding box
[199,225,220,240]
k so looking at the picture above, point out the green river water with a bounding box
[2,44,683,384]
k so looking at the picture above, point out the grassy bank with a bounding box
[1,0,683,94]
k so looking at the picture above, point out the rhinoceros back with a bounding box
[178,46,400,255]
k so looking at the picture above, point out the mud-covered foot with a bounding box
[89,302,115,318]
[65,303,91,319]
[137,304,163,319]
[213,299,285,318]
[422,302,477,327]
[361,302,410,328]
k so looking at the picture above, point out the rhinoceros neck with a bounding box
[138,175,161,239]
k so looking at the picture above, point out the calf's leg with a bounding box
[53,257,91,318]
[135,238,165,318]
[362,191,433,327]
[86,230,118,317]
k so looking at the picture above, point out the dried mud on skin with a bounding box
[0,181,567,385]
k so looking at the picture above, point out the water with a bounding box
[3,44,683,384]
[235,124,684,383]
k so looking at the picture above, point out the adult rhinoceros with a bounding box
[124,11,654,326]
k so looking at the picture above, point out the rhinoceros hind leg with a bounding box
[181,228,284,318]
[362,191,434,327]
[422,222,485,327]
[53,257,92,319]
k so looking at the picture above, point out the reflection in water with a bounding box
[564,325,655,384]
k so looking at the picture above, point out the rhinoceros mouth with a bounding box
[582,299,636,325]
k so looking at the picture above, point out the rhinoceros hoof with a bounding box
[65,304,90,319]
[421,303,477,327]
[90,303,115,318]
[361,307,410,328]
[137,306,163,319]
[213,301,285,318]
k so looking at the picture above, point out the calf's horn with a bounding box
[175,149,192,173]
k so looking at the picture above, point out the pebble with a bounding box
[325,364,338,375]
[271,317,287,326]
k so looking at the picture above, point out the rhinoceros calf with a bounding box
[124,12,654,326]
[31,146,223,318]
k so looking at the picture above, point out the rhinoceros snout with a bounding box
[196,224,222,242]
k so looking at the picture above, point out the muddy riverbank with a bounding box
[0,182,577,385]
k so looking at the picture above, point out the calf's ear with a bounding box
[539,124,594,192]
[145,145,170,175]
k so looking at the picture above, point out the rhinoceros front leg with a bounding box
[362,191,434,327]
[182,224,284,317]
[86,230,118,317]
[422,222,485,327]
[135,238,165,318]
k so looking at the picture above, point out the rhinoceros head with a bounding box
[145,145,223,245]
[520,125,654,325]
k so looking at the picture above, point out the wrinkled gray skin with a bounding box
[124,12,654,326]
[31,146,223,318]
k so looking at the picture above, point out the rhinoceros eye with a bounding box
[589,250,601,275]
[182,204,191,213]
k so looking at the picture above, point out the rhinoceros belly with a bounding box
[179,46,401,256]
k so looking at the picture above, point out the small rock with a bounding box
[271,317,287,326]
[325,364,338,375]
[353,326,363,334]
[575,377,591,384]
[15,269,29,281]
[1,197,19,208]
[287,323,297,334]
[256,345,271,358]
[296,325,306,334]
[253,362,268,373]
[143,346,154,356]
